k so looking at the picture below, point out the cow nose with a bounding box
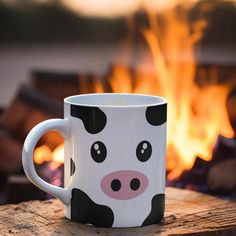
[101,170,148,200]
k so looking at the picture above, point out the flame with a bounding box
[33,145,52,164]
[33,2,234,181]
[107,5,234,179]
[34,143,64,170]
[50,143,64,169]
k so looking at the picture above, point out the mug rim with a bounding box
[64,93,167,108]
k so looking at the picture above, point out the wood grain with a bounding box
[1,187,236,235]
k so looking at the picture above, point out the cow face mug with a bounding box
[22,93,167,228]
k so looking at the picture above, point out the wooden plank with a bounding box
[0,187,236,235]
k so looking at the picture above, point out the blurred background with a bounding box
[0,0,235,106]
[0,0,236,204]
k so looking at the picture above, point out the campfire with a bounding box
[34,1,235,184]
[0,0,236,204]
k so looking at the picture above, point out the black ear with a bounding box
[145,103,167,126]
[71,105,107,134]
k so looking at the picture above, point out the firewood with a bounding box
[0,187,236,235]
[207,159,236,193]
[212,135,236,164]
[0,85,63,149]
[31,70,107,100]
[227,87,236,135]
[31,70,80,101]
[196,64,236,86]
[0,129,22,174]
[167,156,210,193]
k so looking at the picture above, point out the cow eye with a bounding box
[136,141,152,162]
[91,141,107,163]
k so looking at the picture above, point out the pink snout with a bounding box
[100,170,148,200]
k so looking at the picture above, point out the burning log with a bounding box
[167,156,210,193]
[207,159,236,194]
[207,135,236,194]
[31,70,107,99]
[204,91,236,194]
[0,84,67,204]
[196,64,236,86]
[0,187,236,235]
[0,85,63,149]
[227,87,236,135]
[31,70,80,101]
[0,129,22,174]
[211,135,236,164]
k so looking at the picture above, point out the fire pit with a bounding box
[0,0,236,207]
[0,0,236,235]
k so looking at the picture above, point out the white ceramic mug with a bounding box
[22,93,167,228]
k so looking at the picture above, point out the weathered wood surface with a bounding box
[0,187,236,236]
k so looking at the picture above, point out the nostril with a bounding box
[111,179,121,192]
[130,178,140,191]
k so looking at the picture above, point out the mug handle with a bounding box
[22,118,71,205]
